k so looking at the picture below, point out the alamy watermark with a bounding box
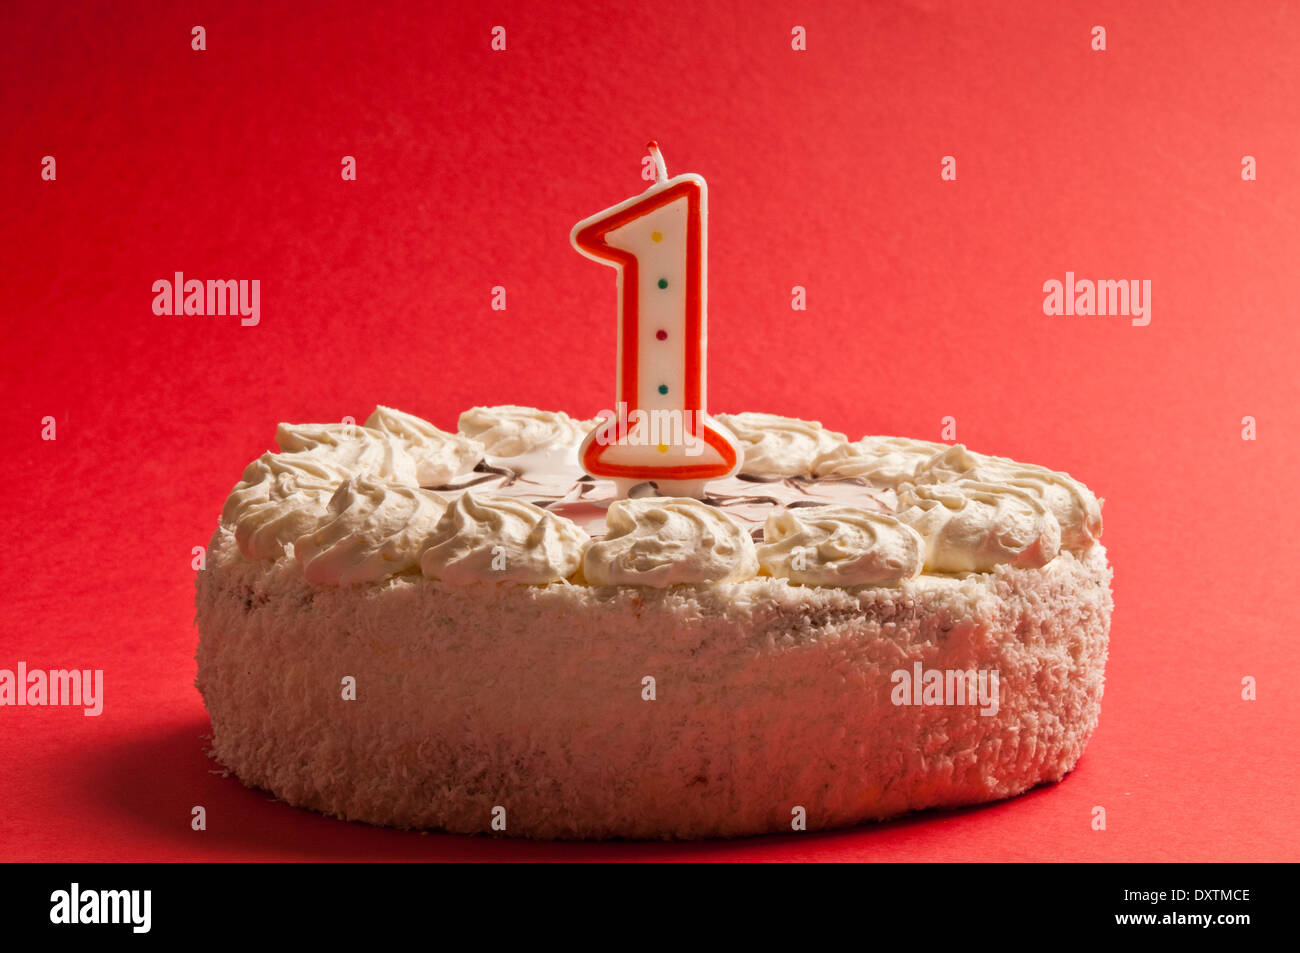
[50,883,150,933]
[891,662,999,717]
[1043,272,1150,326]
[0,662,103,716]
[591,403,705,456]
[152,272,260,326]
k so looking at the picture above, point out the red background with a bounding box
[2,0,1297,861]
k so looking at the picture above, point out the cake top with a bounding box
[219,406,1102,589]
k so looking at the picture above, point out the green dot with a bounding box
[658,384,668,395]
[657,278,668,289]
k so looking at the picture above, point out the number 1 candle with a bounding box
[572,142,742,497]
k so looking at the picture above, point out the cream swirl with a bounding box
[583,498,758,587]
[458,405,596,458]
[913,445,1103,551]
[364,406,483,485]
[713,412,849,478]
[220,452,348,524]
[911,444,984,482]
[221,453,347,560]
[420,493,589,584]
[813,435,950,486]
[895,481,1062,572]
[293,478,449,586]
[757,505,924,586]
[276,422,418,485]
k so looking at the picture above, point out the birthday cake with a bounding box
[195,404,1110,839]
[196,144,1109,838]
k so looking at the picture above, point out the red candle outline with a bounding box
[573,166,739,481]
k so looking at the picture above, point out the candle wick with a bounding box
[646,140,668,183]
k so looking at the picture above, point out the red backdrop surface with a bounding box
[2,0,1297,861]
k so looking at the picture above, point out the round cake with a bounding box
[195,405,1111,839]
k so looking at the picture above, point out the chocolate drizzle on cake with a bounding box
[428,460,518,492]
[701,492,782,508]
[426,472,499,491]
[417,439,895,542]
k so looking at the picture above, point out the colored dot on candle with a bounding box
[657,443,669,454]
[657,278,668,289]
[656,329,667,340]
[658,384,668,395]
[651,231,663,242]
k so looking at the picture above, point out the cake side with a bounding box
[197,525,1111,839]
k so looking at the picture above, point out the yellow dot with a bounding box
[651,231,663,242]
[656,443,669,454]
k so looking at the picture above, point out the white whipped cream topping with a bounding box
[757,506,924,586]
[219,405,1103,589]
[583,497,758,587]
[895,480,1062,572]
[913,445,1103,551]
[276,422,419,485]
[910,444,984,482]
[221,453,347,560]
[293,478,449,586]
[420,493,589,584]
[458,405,597,459]
[815,435,949,486]
[364,406,483,486]
[713,412,848,478]
[220,452,347,524]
